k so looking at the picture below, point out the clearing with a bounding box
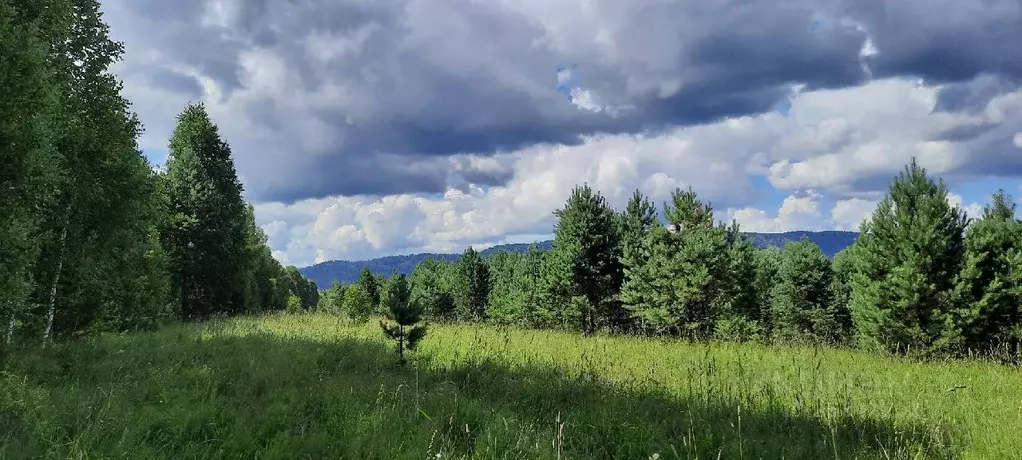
[2,314,1019,459]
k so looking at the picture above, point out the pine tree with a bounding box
[624,187,730,340]
[161,103,249,319]
[715,220,761,341]
[410,258,456,320]
[770,239,837,344]
[358,267,381,311]
[541,184,623,334]
[955,190,1022,359]
[616,190,658,331]
[752,246,782,334]
[829,247,857,343]
[456,247,491,321]
[849,159,967,355]
[379,273,427,364]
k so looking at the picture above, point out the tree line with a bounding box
[1,0,316,350]
[322,160,1022,361]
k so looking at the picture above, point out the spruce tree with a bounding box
[770,239,837,344]
[161,103,249,319]
[955,190,1022,359]
[379,273,427,364]
[849,159,967,355]
[541,184,623,334]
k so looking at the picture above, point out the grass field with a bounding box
[1,313,1020,459]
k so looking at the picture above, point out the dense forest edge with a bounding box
[300,231,859,288]
[1,0,318,351]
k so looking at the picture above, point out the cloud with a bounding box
[251,73,1022,265]
[101,0,1022,203]
[946,193,984,220]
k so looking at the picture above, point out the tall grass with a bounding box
[1,313,1019,459]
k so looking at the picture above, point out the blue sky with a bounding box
[103,0,1022,266]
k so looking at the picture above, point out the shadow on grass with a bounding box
[1,327,961,460]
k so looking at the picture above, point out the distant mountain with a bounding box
[299,231,857,289]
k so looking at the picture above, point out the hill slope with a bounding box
[300,231,856,289]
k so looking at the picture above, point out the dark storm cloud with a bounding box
[146,68,203,98]
[934,74,1022,114]
[102,0,1022,202]
[860,0,1022,83]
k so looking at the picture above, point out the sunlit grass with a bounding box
[1,313,1019,459]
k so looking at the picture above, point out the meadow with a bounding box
[1,313,1019,459]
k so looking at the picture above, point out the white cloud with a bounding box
[1014,132,1022,148]
[947,193,984,219]
[830,198,877,231]
[255,77,1021,265]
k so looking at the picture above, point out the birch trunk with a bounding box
[5,309,13,348]
[42,215,69,347]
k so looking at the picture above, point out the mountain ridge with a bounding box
[300,230,858,289]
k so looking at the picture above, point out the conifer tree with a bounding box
[541,184,622,334]
[161,103,249,319]
[616,190,658,331]
[849,159,967,355]
[456,247,491,321]
[770,239,837,344]
[358,267,381,311]
[754,246,782,329]
[829,247,857,342]
[379,273,427,364]
[955,190,1022,359]
[624,187,730,339]
[410,258,456,320]
[716,220,761,339]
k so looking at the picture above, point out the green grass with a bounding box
[1,313,1019,459]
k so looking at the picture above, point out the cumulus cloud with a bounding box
[101,0,1022,203]
[94,0,1022,263]
[253,74,1022,265]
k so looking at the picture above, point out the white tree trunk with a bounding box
[42,221,69,347]
[5,311,13,348]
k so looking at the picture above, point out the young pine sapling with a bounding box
[379,273,427,364]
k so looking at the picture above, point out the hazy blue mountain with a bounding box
[300,231,856,289]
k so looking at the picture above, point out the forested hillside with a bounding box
[0,0,317,349]
[301,231,857,288]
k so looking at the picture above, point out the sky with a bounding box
[98,0,1022,267]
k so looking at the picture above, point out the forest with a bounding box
[319,164,1022,360]
[2,1,1021,458]
[1,0,318,349]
